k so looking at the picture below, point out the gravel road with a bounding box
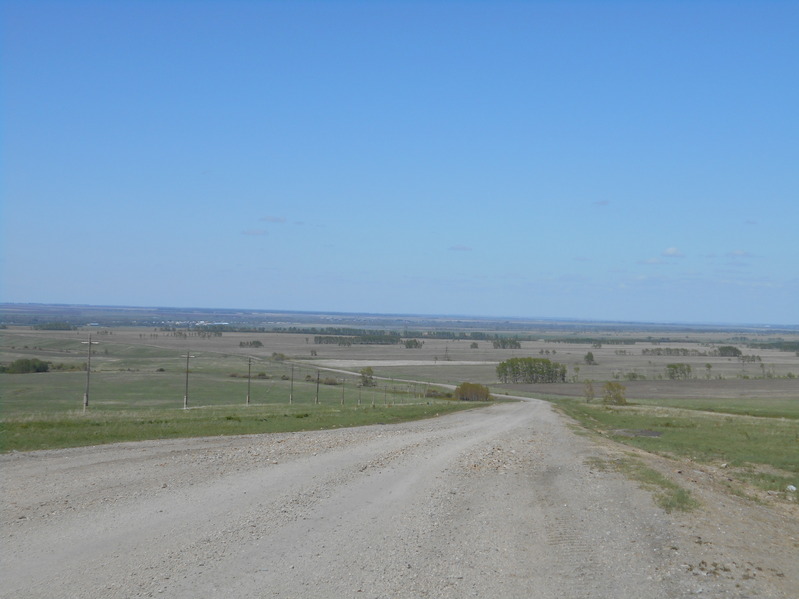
[2,400,795,598]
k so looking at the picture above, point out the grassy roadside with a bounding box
[550,396,799,499]
[0,401,490,453]
[586,455,700,512]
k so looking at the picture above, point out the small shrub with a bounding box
[602,381,627,405]
[454,382,491,401]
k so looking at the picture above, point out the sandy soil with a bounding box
[2,400,797,598]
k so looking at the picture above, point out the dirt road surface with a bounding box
[2,400,796,598]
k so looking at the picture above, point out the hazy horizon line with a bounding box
[1,302,796,330]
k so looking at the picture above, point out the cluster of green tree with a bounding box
[492,338,521,349]
[32,322,76,330]
[2,358,50,373]
[403,339,424,349]
[314,334,400,346]
[583,380,627,405]
[738,354,762,363]
[160,330,222,338]
[716,345,743,357]
[496,357,566,383]
[642,347,708,356]
[454,382,492,401]
[666,363,693,380]
[239,340,263,348]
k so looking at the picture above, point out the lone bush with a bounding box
[454,382,492,402]
[602,381,627,405]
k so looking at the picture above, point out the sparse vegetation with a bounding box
[359,366,375,387]
[553,398,799,497]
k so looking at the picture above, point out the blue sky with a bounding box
[2,0,797,325]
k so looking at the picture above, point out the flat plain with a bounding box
[1,311,798,597]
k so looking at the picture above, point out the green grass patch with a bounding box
[0,401,489,452]
[555,398,798,495]
[588,456,698,512]
[630,396,799,420]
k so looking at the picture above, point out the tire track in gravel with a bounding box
[4,399,788,598]
[3,403,541,598]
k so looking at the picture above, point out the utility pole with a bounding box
[81,334,99,412]
[289,364,294,404]
[246,357,252,406]
[181,351,195,409]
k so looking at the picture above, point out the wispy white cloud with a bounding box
[639,257,664,265]
[661,247,684,258]
[242,229,268,236]
[727,249,752,258]
[260,216,286,223]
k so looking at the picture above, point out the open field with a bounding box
[2,313,798,598]
[0,402,487,453]
[550,397,798,496]
[2,322,798,496]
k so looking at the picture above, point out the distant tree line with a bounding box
[546,337,636,345]
[492,338,521,349]
[314,333,401,346]
[274,327,400,339]
[196,325,268,333]
[2,358,51,373]
[748,341,799,352]
[642,347,709,357]
[496,357,566,383]
[32,322,76,330]
[239,340,263,348]
[403,331,492,340]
